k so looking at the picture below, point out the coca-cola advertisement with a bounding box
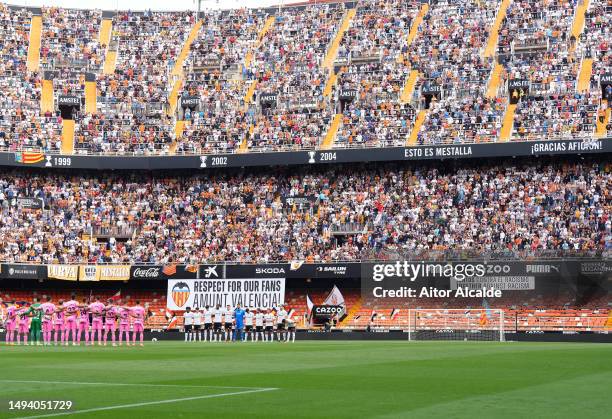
[130,264,198,280]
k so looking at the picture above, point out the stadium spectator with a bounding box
[0,158,607,264]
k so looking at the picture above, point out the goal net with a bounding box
[408,309,505,342]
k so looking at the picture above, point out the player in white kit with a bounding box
[254,309,264,342]
[183,307,194,342]
[244,308,254,341]
[203,306,212,342]
[276,306,287,342]
[193,309,203,341]
[222,305,232,342]
[212,305,222,342]
[264,309,275,342]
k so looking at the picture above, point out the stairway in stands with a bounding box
[484,1,513,140]
[571,0,590,41]
[573,0,592,93]
[100,13,115,75]
[244,16,275,68]
[168,20,203,117]
[406,3,428,47]
[596,100,610,137]
[85,77,97,113]
[407,110,427,145]
[240,17,277,153]
[400,70,419,104]
[320,8,356,95]
[484,0,511,58]
[500,104,517,141]
[40,79,54,113]
[27,14,42,71]
[322,8,356,70]
[167,19,204,154]
[486,64,504,99]
[61,120,75,154]
[321,114,343,149]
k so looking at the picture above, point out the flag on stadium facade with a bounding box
[324,285,345,307]
[14,152,44,164]
[390,308,400,320]
[290,260,304,271]
[370,310,377,322]
[185,264,198,273]
[163,265,177,276]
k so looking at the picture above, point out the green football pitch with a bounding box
[0,341,611,418]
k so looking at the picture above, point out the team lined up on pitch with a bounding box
[182,305,297,343]
[3,294,147,346]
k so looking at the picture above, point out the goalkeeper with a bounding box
[25,298,43,346]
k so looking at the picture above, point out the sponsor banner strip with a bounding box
[3,139,609,170]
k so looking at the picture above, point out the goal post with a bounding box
[408,309,505,342]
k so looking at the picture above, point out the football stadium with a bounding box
[0,0,611,417]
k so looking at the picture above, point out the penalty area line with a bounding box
[0,379,267,390]
[13,387,279,419]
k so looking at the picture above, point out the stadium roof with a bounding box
[7,0,286,11]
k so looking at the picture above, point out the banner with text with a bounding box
[48,264,78,281]
[79,265,131,281]
[167,278,285,311]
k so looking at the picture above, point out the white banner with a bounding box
[451,276,535,291]
[167,278,285,310]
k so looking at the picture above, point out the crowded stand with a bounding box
[410,0,501,145]
[0,5,62,152]
[244,3,344,150]
[0,3,31,74]
[0,75,63,152]
[176,76,250,154]
[0,1,609,154]
[81,11,196,153]
[186,9,264,71]
[40,7,104,71]
[0,157,608,264]
[334,0,419,147]
[176,8,266,154]
[497,0,600,140]
[582,0,612,137]
[583,0,611,86]
[249,4,343,106]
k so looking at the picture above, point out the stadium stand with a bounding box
[0,157,607,264]
[0,1,607,156]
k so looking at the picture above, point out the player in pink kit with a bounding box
[41,297,56,346]
[63,294,79,345]
[103,300,118,346]
[89,297,105,346]
[17,306,30,345]
[77,298,90,345]
[53,300,66,345]
[117,300,131,346]
[130,301,146,346]
[4,304,18,345]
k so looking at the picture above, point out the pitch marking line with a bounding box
[0,379,268,390]
[11,387,278,419]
